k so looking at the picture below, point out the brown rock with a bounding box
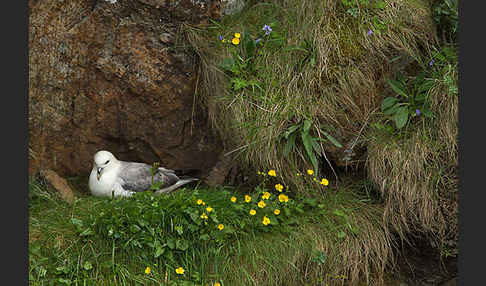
[29,0,230,184]
[39,170,75,204]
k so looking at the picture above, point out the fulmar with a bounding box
[88,150,198,197]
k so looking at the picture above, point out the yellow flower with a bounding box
[262,192,271,200]
[278,194,289,203]
[307,169,314,175]
[274,209,280,215]
[258,200,266,208]
[214,283,221,286]
[268,169,276,177]
[217,224,224,231]
[231,196,237,203]
[249,209,256,215]
[275,184,283,192]
[206,206,213,213]
[262,216,270,225]
[320,178,329,186]
[313,177,317,181]
[197,199,203,205]
[232,37,240,45]
[200,213,208,220]
[145,266,151,274]
[245,195,251,203]
[175,267,185,275]
[234,32,241,38]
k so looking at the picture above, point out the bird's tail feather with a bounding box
[154,177,198,195]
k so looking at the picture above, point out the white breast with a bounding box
[88,166,120,197]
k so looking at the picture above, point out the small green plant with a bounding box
[280,119,342,175]
[340,0,386,18]
[432,0,458,43]
[379,72,435,131]
[219,24,282,93]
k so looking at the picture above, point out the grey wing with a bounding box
[117,162,179,192]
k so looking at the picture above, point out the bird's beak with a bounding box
[97,167,102,180]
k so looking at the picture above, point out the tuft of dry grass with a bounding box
[219,186,396,286]
[366,66,458,250]
[186,0,437,193]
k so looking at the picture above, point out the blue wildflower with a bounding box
[429,59,435,66]
[219,35,223,41]
[367,29,373,36]
[262,24,272,35]
[255,38,262,43]
[416,109,421,116]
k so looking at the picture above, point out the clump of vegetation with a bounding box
[30,169,395,286]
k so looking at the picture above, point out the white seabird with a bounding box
[88,150,198,197]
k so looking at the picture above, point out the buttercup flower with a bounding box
[307,169,314,175]
[175,267,185,275]
[145,266,151,274]
[249,209,256,215]
[214,283,221,286]
[258,200,266,208]
[245,195,252,203]
[262,216,270,225]
[274,209,280,215]
[232,37,240,45]
[200,213,208,220]
[231,196,237,203]
[262,192,271,199]
[234,32,241,38]
[262,24,272,35]
[278,194,289,203]
[217,224,224,231]
[268,169,276,177]
[320,178,329,186]
[197,199,203,205]
[275,184,283,192]
[206,206,213,213]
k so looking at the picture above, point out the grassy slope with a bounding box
[29,177,393,286]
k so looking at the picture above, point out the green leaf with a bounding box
[154,241,165,258]
[167,238,175,250]
[301,132,318,174]
[337,230,346,239]
[381,97,399,112]
[376,1,386,9]
[220,57,235,72]
[322,131,343,148]
[176,239,190,251]
[231,78,249,91]
[387,79,408,98]
[283,132,297,157]
[79,228,94,237]
[83,261,93,271]
[244,35,256,59]
[393,106,409,129]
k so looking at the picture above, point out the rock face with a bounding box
[29,0,233,182]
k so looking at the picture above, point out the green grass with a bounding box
[29,176,395,286]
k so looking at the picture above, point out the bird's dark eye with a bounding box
[105,160,110,164]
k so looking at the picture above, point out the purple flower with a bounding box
[219,35,223,41]
[416,109,421,116]
[255,38,262,43]
[429,59,435,66]
[367,29,373,36]
[262,24,272,35]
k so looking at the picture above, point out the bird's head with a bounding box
[93,150,117,181]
